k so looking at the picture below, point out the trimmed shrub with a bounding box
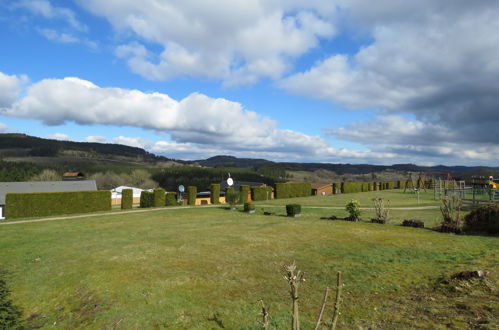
[187,186,197,206]
[5,190,111,219]
[402,219,425,228]
[140,191,154,208]
[153,188,166,207]
[251,186,271,201]
[239,185,250,203]
[345,199,361,221]
[0,272,23,329]
[275,183,311,199]
[333,182,341,194]
[244,202,255,213]
[286,204,301,217]
[165,192,177,206]
[121,188,133,210]
[210,184,220,204]
[226,190,240,209]
[342,182,369,194]
[464,203,499,234]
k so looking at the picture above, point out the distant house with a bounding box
[0,180,97,219]
[110,186,146,205]
[311,183,333,196]
[62,172,85,180]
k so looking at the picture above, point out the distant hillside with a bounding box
[0,133,165,160]
[193,155,273,168]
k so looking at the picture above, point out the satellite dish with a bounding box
[227,178,234,186]
[178,185,185,192]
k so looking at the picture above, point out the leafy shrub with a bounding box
[210,184,220,204]
[226,190,240,209]
[244,202,255,213]
[0,272,23,329]
[5,190,111,219]
[239,185,249,203]
[286,204,301,217]
[140,191,154,208]
[153,188,166,207]
[165,192,177,206]
[345,200,361,221]
[464,203,499,234]
[187,186,197,206]
[121,188,133,210]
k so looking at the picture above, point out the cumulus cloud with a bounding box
[37,28,79,43]
[46,133,71,141]
[0,122,8,133]
[16,0,87,32]
[78,0,336,85]
[85,135,107,143]
[280,1,499,163]
[0,72,27,108]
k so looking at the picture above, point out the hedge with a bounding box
[187,186,197,206]
[5,190,111,219]
[333,182,341,194]
[153,188,166,207]
[275,183,311,199]
[165,192,177,206]
[342,182,369,194]
[244,202,255,212]
[239,185,249,203]
[251,186,272,201]
[286,204,301,216]
[210,184,220,204]
[121,188,133,210]
[140,191,154,208]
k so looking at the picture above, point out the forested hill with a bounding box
[0,133,169,161]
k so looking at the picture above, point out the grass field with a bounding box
[0,191,497,329]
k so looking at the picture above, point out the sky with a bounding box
[0,0,498,166]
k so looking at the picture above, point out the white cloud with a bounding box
[17,0,88,32]
[0,72,27,108]
[38,28,79,43]
[46,133,71,141]
[0,122,8,133]
[78,0,336,85]
[85,135,107,143]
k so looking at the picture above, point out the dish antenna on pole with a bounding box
[227,173,233,187]
[178,185,185,192]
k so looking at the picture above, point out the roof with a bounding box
[311,183,332,190]
[0,180,97,204]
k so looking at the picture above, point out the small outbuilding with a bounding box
[311,183,333,196]
[62,172,86,180]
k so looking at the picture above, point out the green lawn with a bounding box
[0,193,497,329]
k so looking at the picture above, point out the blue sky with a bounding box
[1,0,498,166]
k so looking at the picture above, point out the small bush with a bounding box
[286,204,301,217]
[345,200,361,221]
[0,271,23,329]
[402,219,425,228]
[464,203,499,234]
[121,188,133,210]
[165,192,177,206]
[226,190,240,209]
[244,202,255,213]
[210,184,220,204]
[239,185,250,203]
[439,195,463,233]
[187,186,197,206]
[153,188,166,207]
[372,197,390,222]
[140,191,154,208]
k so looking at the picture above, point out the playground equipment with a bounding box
[488,176,499,189]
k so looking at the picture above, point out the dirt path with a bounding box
[0,204,439,226]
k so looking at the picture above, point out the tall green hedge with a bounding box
[251,186,272,201]
[140,191,154,208]
[210,184,220,204]
[121,188,133,210]
[5,190,111,219]
[333,182,341,194]
[341,182,367,194]
[165,192,177,206]
[239,185,249,203]
[187,186,197,206]
[275,183,311,199]
[153,188,166,207]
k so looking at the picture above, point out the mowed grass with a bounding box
[0,194,497,328]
